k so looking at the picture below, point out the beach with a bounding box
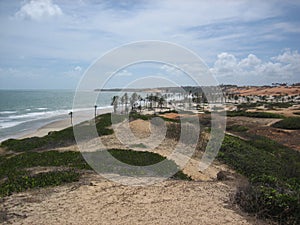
[19,108,113,140]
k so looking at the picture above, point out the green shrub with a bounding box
[218,135,300,223]
[272,117,300,130]
[0,170,80,197]
[227,111,284,118]
[0,149,191,197]
[226,125,248,132]
[264,102,293,109]
[83,149,192,180]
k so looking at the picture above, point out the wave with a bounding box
[0,111,17,115]
[36,107,48,110]
[0,106,113,130]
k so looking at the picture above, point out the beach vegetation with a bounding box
[0,149,191,197]
[271,117,300,130]
[218,135,300,223]
[226,110,284,118]
[226,125,248,132]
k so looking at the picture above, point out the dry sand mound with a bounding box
[1,174,264,225]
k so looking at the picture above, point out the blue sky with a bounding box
[0,0,299,89]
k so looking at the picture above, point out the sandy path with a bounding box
[1,174,264,225]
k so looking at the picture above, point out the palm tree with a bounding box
[68,111,73,125]
[111,96,119,114]
[94,105,97,118]
[158,97,165,110]
[124,93,129,114]
[130,92,138,110]
[120,95,125,113]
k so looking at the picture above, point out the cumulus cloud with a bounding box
[64,66,83,77]
[211,50,300,85]
[115,70,132,77]
[15,0,62,21]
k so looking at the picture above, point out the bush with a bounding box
[272,117,300,130]
[227,111,284,118]
[0,170,80,197]
[0,149,191,197]
[218,135,300,223]
[226,125,248,132]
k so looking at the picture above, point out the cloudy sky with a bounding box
[0,0,299,89]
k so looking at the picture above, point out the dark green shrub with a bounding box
[226,125,248,132]
[0,170,80,197]
[227,111,284,118]
[272,117,300,130]
[218,135,300,223]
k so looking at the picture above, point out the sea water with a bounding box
[0,90,118,141]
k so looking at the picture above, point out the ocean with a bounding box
[0,90,118,142]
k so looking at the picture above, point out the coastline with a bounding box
[2,108,113,142]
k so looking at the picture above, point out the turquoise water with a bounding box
[0,90,117,141]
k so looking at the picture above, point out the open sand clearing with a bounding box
[1,116,267,224]
[229,85,300,96]
[1,173,264,225]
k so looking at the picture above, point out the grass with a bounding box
[272,117,300,130]
[227,110,284,118]
[218,135,300,223]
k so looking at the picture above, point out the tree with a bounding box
[111,96,119,114]
[68,111,73,125]
[94,105,97,118]
[130,92,139,110]
[158,96,165,110]
[234,95,239,104]
[123,93,129,114]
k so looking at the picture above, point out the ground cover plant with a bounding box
[0,149,191,197]
[272,117,300,130]
[218,135,300,224]
[227,110,284,118]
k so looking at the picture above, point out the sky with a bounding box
[0,0,300,89]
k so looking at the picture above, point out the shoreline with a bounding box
[1,108,113,142]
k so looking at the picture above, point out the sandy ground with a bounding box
[1,173,265,225]
[229,85,300,96]
[1,114,269,224]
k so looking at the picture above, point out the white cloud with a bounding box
[64,66,83,77]
[15,0,62,21]
[239,54,261,68]
[74,66,82,72]
[115,69,132,77]
[211,50,300,85]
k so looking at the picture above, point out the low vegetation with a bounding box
[226,125,248,132]
[0,149,191,197]
[272,117,300,130]
[227,110,284,118]
[218,135,300,224]
[0,113,114,152]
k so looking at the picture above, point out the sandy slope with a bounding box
[1,173,265,225]
[1,117,268,224]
